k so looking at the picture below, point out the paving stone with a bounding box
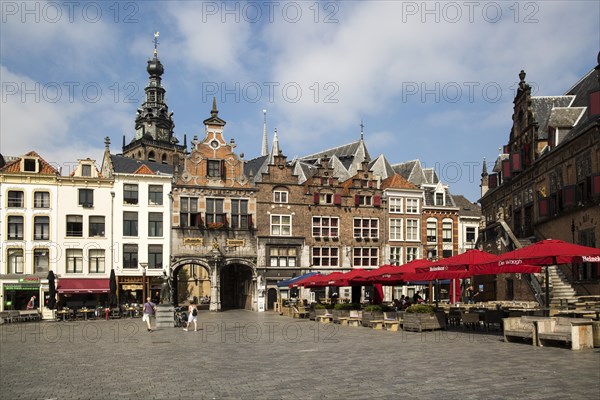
[0,310,599,399]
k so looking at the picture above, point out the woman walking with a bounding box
[183,300,198,332]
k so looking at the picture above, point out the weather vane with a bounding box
[153,32,160,55]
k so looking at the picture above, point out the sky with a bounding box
[1,1,599,202]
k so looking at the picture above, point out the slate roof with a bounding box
[300,140,370,162]
[548,107,586,128]
[244,155,268,182]
[110,154,173,175]
[423,186,456,208]
[392,160,428,186]
[453,195,482,218]
[531,96,574,139]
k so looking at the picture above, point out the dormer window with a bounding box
[435,192,445,206]
[21,157,38,173]
[81,164,92,177]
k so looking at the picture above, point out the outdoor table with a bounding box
[78,309,95,320]
[57,310,71,321]
[556,309,599,319]
[125,307,137,318]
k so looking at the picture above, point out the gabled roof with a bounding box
[293,161,318,184]
[422,186,456,208]
[0,151,59,175]
[300,139,370,162]
[392,160,428,186]
[381,174,418,190]
[328,155,352,182]
[548,107,586,128]
[133,164,155,175]
[422,168,439,185]
[244,155,269,183]
[110,154,173,175]
[453,195,482,218]
[369,154,395,180]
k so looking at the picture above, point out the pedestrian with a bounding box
[184,300,198,332]
[142,296,156,332]
[467,285,480,304]
[26,296,36,310]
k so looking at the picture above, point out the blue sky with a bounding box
[1,1,598,202]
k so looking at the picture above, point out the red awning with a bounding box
[57,278,110,294]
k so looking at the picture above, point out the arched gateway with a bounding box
[169,257,258,312]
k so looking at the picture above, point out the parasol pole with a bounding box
[545,263,551,317]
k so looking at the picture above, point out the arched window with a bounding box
[148,151,155,162]
[161,154,167,164]
[426,218,437,243]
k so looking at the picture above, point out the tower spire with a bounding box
[261,109,268,156]
[360,120,364,140]
[269,128,280,163]
[153,31,159,56]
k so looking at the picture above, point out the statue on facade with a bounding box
[160,271,172,304]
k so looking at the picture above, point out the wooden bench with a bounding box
[503,316,537,344]
[536,317,594,350]
[17,310,41,322]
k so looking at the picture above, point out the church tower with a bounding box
[122,32,186,167]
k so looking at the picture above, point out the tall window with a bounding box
[33,249,49,273]
[319,193,333,204]
[426,219,437,243]
[389,197,403,213]
[406,198,419,214]
[312,217,339,238]
[123,184,138,205]
[206,198,225,225]
[435,192,445,206]
[81,164,92,177]
[312,247,339,267]
[207,160,222,178]
[406,219,420,241]
[34,216,49,240]
[231,199,249,229]
[123,212,138,236]
[78,189,94,207]
[406,247,419,262]
[34,192,50,208]
[269,247,296,267]
[123,244,138,269]
[7,190,24,207]
[89,249,105,273]
[442,219,453,243]
[66,249,83,273]
[390,247,402,265]
[389,219,403,241]
[353,247,378,267]
[353,218,379,239]
[148,185,163,205]
[8,249,24,274]
[7,216,24,240]
[180,197,199,227]
[148,245,163,269]
[273,190,288,203]
[148,212,163,237]
[89,216,105,237]
[270,215,291,236]
[66,215,83,237]
[466,227,476,243]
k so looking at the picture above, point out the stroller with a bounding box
[174,306,188,328]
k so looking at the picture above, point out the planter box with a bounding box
[403,311,447,332]
[592,321,600,348]
[332,309,350,323]
[361,311,384,327]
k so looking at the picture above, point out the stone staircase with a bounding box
[547,266,578,307]
[155,304,175,329]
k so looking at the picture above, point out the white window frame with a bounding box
[312,216,339,238]
[426,218,438,243]
[353,247,379,267]
[273,190,288,203]
[406,247,419,262]
[353,218,379,239]
[312,247,339,267]
[406,198,419,214]
[389,197,403,213]
[442,218,453,243]
[406,219,420,241]
[390,247,402,265]
[270,215,292,236]
[389,218,403,241]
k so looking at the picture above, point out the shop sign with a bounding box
[227,239,245,247]
[4,284,39,291]
[19,277,40,283]
[184,238,204,246]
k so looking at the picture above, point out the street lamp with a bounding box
[140,262,148,302]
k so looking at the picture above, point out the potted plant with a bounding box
[403,304,447,332]
[332,302,357,322]
[361,305,386,327]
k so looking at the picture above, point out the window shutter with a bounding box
[368,181,373,188]
[502,159,511,180]
[313,192,319,204]
[220,161,226,179]
[562,185,576,207]
[373,195,381,207]
[196,214,203,227]
[590,91,600,116]
[333,193,342,205]
[592,174,600,196]
[329,178,334,186]
[355,195,360,206]
[488,174,498,189]
[538,198,549,217]
[248,214,253,228]
[511,152,522,172]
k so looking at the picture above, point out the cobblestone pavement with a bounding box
[1,310,599,399]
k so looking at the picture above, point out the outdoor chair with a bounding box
[461,311,481,330]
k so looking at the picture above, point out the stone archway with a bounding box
[170,258,213,307]
[267,288,277,310]
[219,260,256,311]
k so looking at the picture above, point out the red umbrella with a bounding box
[485,239,600,311]
[417,249,499,273]
[302,272,345,288]
[370,259,436,284]
[328,269,372,286]
[289,273,321,288]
